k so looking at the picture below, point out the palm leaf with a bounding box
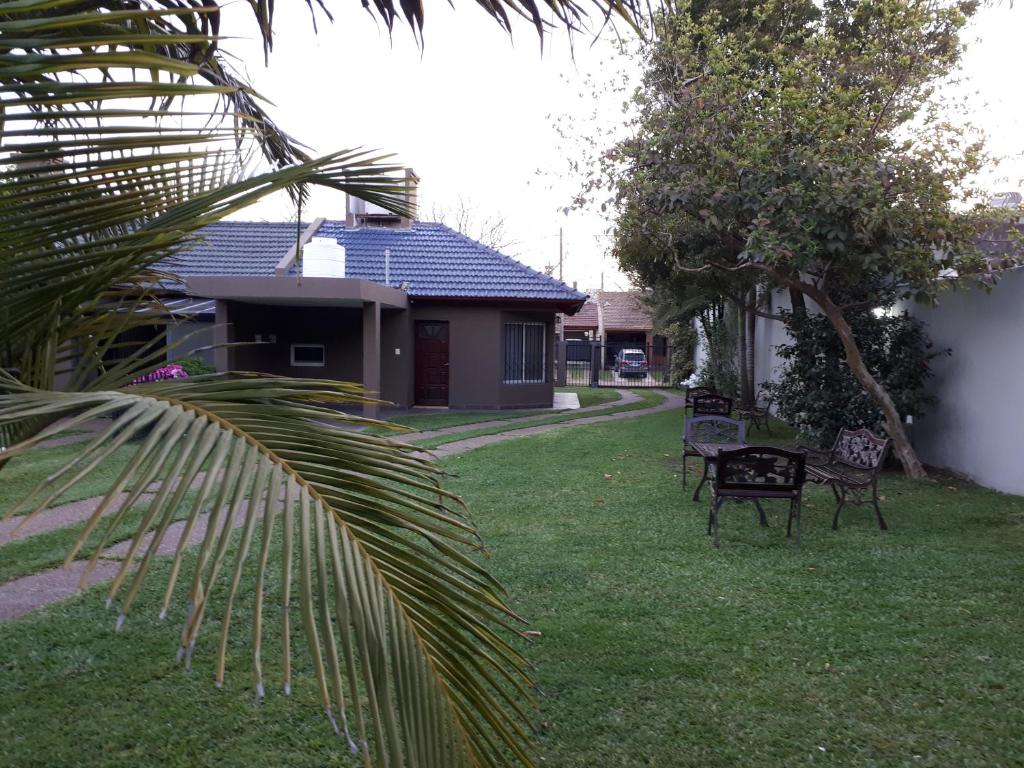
[0,375,536,766]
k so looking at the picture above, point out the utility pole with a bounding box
[559,228,563,282]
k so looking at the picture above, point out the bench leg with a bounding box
[711,497,723,548]
[831,485,847,530]
[871,479,888,531]
[793,497,802,544]
[693,459,710,502]
[754,499,768,527]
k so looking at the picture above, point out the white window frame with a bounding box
[290,343,326,367]
[503,322,546,384]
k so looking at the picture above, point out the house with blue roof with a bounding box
[162,192,587,414]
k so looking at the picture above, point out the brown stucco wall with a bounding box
[223,301,363,382]
[409,303,502,408]
[216,299,558,410]
[380,307,413,406]
[499,308,555,408]
[409,302,556,409]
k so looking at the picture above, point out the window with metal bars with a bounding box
[503,322,546,383]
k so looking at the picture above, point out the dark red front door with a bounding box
[415,321,449,406]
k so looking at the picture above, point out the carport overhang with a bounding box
[188,276,407,420]
[185,276,408,309]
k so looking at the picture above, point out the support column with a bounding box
[555,340,567,387]
[214,300,232,372]
[362,301,382,420]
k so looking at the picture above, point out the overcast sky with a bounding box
[225,2,1023,293]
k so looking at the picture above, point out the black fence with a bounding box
[559,341,674,388]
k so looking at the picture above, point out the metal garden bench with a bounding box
[801,428,891,530]
[708,446,808,547]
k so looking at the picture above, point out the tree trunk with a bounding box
[745,287,757,406]
[800,283,927,479]
[735,298,750,407]
[789,287,807,319]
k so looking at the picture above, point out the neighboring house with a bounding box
[557,290,669,366]
[159,199,586,415]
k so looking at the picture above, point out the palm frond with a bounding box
[0,376,536,767]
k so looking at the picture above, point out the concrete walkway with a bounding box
[0,389,684,622]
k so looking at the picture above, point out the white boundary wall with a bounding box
[907,270,1024,495]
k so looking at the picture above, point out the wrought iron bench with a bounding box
[709,446,808,547]
[801,428,891,530]
[735,392,773,436]
[685,386,716,408]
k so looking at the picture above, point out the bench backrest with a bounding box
[684,415,746,446]
[831,428,891,471]
[714,446,807,495]
[692,393,732,416]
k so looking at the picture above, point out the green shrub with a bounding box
[173,356,216,376]
[666,320,697,387]
[763,310,945,447]
[697,317,738,397]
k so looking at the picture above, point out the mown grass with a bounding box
[367,387,622,435]
[411,389,665,450]
[0,441,138,514]
[565,386,621,409]
[1,407,1023,767]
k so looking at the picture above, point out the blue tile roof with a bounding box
[164,220,586,304]
[161,220,305,278]
[314,221,584,301]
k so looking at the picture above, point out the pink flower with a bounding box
[131,364,189,385]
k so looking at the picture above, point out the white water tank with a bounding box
[302,237,346,278]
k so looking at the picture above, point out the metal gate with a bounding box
[559,341,673,388]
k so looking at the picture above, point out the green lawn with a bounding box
[367,387,621,435]
[2,407,1023,766]
[0,440,139,512]
[410,389,664,450]
[564,386,621,409]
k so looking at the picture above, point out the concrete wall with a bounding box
[907,270,1024,495]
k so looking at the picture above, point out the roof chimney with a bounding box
[346,168,419,229]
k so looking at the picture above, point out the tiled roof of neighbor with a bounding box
[597,290,653,331]
[163,220,585,303]
[562,300,598,329]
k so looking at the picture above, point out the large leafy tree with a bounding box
[0,2,649,766]
[606,0,1007,477]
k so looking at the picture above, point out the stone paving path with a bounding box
[0,389,684,622]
